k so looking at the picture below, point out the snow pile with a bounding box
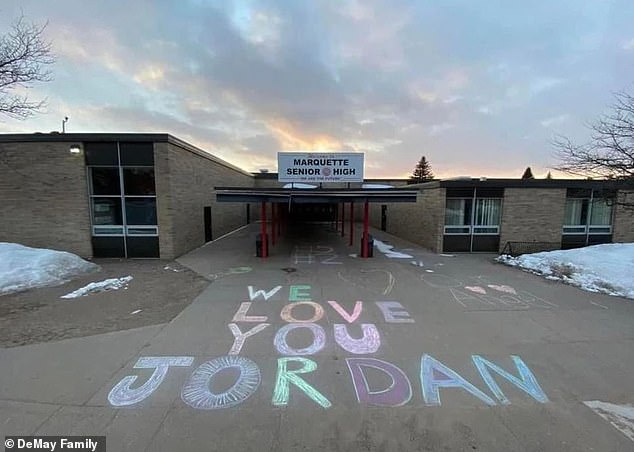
[362,183,394,189]
[583,400,634,441]
[497,243,634,299]
[0,243,99,295]
[61,276,133,299]
[373,239,413,258]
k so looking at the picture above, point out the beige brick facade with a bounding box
[0,141,92,257]
[156,141,254,259]
[499,188,566,250]
[370,187,445,252]
[613,191,634,243]
[3,134,631,259]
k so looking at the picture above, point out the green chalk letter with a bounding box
[272,357,331,408]
[289,285,312,302]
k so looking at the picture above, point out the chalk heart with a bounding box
[488,284,517,295]
[338,269,394,296]
[465,286,487,295]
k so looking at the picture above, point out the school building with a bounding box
[1,133,632,259]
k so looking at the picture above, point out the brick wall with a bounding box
[369,188,445,252]
[499,188,566,250]
[156,142,254,259]
[613,191,634,243]
[0,141,92,257]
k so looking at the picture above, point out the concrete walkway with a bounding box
[1,222,633,451]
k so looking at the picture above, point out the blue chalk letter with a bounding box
[472,355,549,404]
[421,354,496,406]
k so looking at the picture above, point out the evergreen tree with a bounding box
[409,156,434,184]
[521,167,535,179]
[545,171,553,179]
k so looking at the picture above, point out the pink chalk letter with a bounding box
[328,300,362,323]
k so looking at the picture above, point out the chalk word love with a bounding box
[108,354,548,409]
[227,300,411,355]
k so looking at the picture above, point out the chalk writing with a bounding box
[228,323,269,355]
[209,266,252,281]
[375,301,415,323]
[280,301,324,323]
[347,358,412,407]
[293,245,342,265]
[487,284,517,295]
[232,302,268,322]
[274,323,326,355]
[107,284,550,411]
[420,273,462,289]
[472,355,549,404]
[465,286,487,295]
[272,357,332,408]
[334,324,381,354]
[328,300,362,323]
[420,354,496,406]
[108,353,549,409]
[181,356,260,410]
[108,356,194,407]
[289,285,312,301]
[248,285,282,301]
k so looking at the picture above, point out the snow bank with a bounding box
[373,239,413,258]
[362,183,394,189]
[0,243,99,295]
[497,243,634,299]
[61,276,133,299]
[584,400,634,442]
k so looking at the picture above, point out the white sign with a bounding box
[278,152,364,182]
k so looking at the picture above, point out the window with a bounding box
[123,168,155,195]
[87,144,158,238]
[589,199,613,233]
[590,199,612,225]
[125,198,157,225]
[90,168,120,195]
[92,198,123,225]
[444,199,472,234]
[563,195,613,235]
[473,198,501,234]
[91,198,124,236]
[445,197,501,234]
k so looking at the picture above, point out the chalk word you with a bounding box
[108,285,548,410]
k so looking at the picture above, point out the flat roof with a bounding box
[215,187,418,203]
[410,178,629,190]
[0,132,252,177]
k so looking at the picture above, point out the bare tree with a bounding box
[553,90,634,207]
[0,15,55,119]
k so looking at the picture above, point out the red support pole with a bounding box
[349,202,354,246]
[341,203,345,237]
[362,199,369,258]
[271,203,276,246]
[261,201,267,258]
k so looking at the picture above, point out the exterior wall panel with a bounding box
[499,188,566,251]
[159,142,254,259]
[369,188,445,252]
[0,141,92,257]
[613,191,634,243]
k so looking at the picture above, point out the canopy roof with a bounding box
[215,187,419,203]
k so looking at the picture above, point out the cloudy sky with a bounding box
[1,0,633,178]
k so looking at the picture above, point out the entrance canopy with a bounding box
[215,187,419,203]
